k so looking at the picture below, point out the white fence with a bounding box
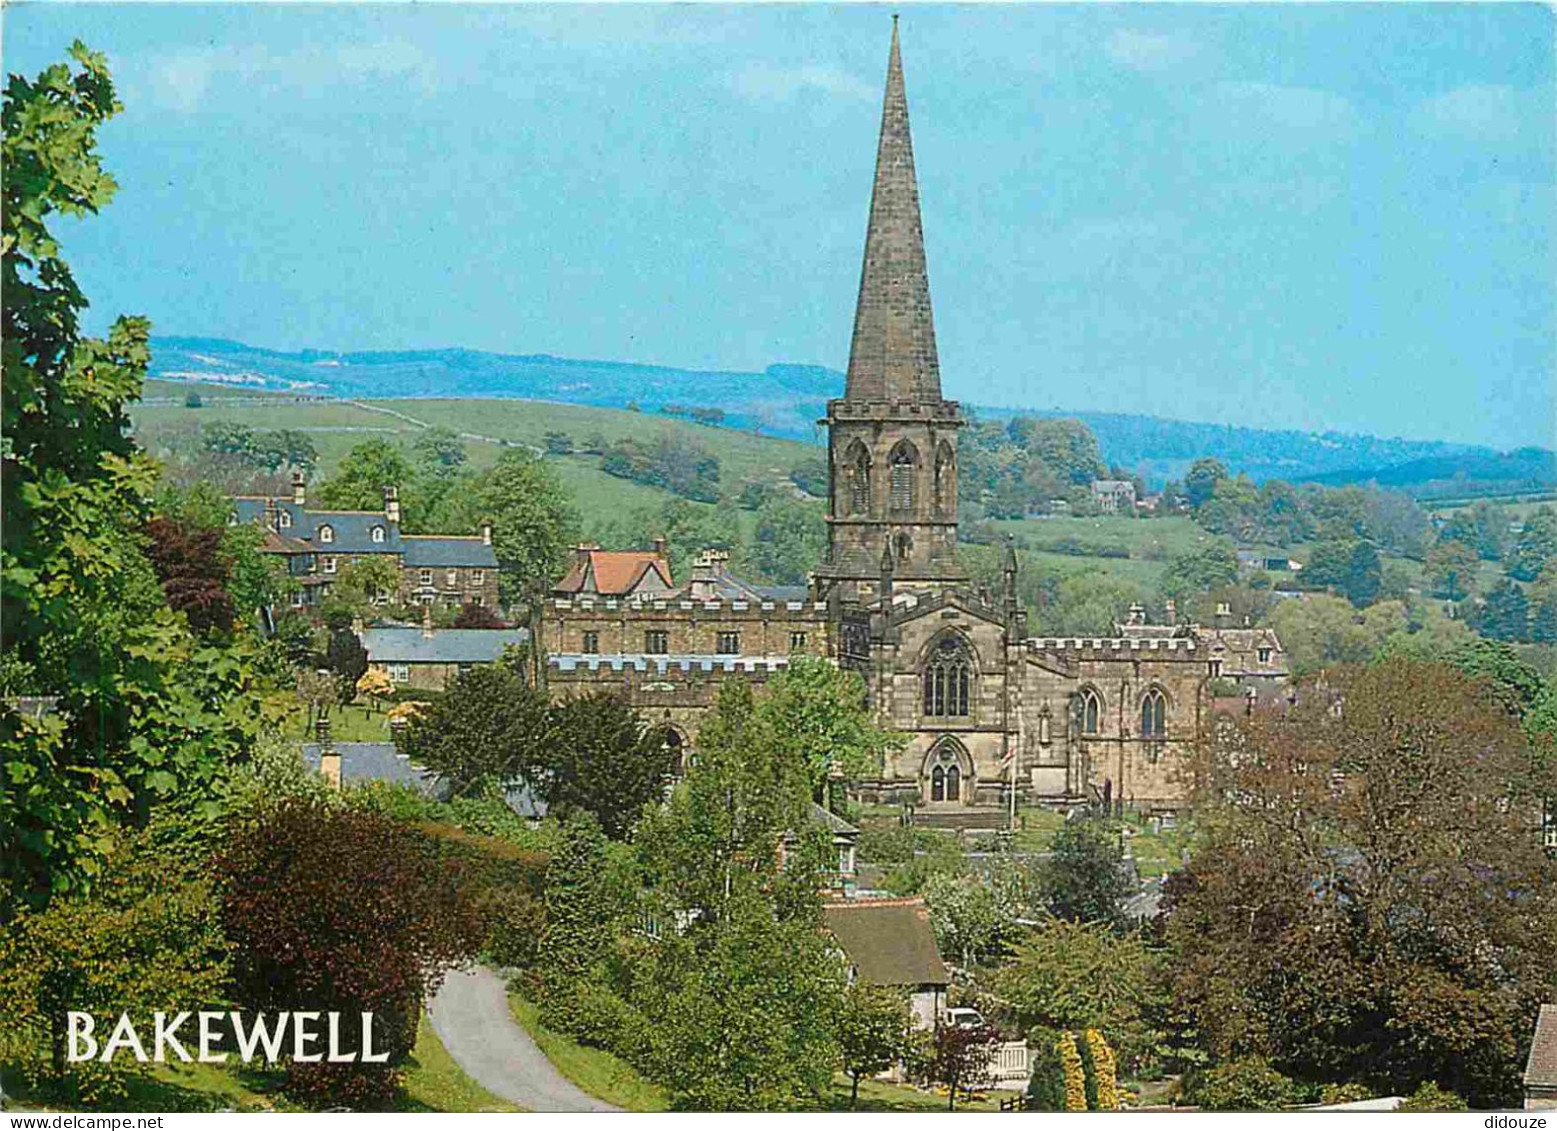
[977,1040,1031,1088]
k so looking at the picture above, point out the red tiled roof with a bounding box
[554,550,672,597]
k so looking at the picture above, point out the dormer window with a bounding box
[1258,647,1272,663]
[278,511,292,530]
[371,525,386,543]
[319,524,334,543]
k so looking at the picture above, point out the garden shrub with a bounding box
[1186,1057,1298,1112]
[1397,1082,1468,1112]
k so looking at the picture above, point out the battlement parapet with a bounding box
[548,653,794,676]
[1026,636,1198,655]
[550,598,819,615]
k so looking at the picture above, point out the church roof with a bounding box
[843,19,942,405]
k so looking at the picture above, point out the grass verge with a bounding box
[507,993,671,1111]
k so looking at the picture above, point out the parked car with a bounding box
[943,1007,987,1030]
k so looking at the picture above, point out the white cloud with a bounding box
[1104,29,1199,73]
[725,62,874,104]
[1413,84,1542,146]
[1216,81,1356,137]
[145,39,438,112]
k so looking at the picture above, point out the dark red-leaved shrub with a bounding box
[143,516,235,633]
[219,800,486,1109]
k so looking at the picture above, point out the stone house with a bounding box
[231,477,499,614]
[553,543,674,600]
[1090,479,1138,514]
[361,623,529,690]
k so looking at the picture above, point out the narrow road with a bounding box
[427,965,620,1112]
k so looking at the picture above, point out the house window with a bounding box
[645,630,669,654]
[582,631,600,654]
[319,524,334,543]
[290,591,305,608]
[1081,688,1102,735]
[789,631,808,651]
[446,569,459,587]
[323,556,337,574]
[420,569,433,587]
[922,635,972,718]
[388,664,410,684]
[889,441,918,514]
[717,632,740,655]
[472,570,484,586]
[372,589,389,606]
[1141,688,1167,739]
[419,594,435,606]
[1210,658,1224,679]
[278,511,292,529]
[371,525,386,543]
[471,594,483,606]
[457,663,473,676]
[1258,647,1272,663]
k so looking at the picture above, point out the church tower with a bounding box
[816,19,967,605]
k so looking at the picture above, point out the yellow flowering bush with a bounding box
[1059,1032,1087,1112]
[1086,1029,1120,1111]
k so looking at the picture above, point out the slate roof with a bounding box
[300,742,545,817]
[361,627,529,664]
[821,898,949,987]
[1527,1004,1557,1090]
[233,497,402,555]
[402,535,498,568]
[811,802,860,838]
[554,549,673,597]
[301,741,443,794]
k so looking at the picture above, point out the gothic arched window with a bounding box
[845,441,871,515]
[1141,688,1167,738]
[934,442,954,512]
[929,745,963,802]
[896,532,913,564]
[1081,687,1102,735]
[318,524,334,544]
[922,635,972,718]
[889,441,919,514]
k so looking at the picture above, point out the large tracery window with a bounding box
[889,442,919,514]
[1141,688,1167,738]
[846,442,871,515]
[922,635,972,718]
[1081,687,1102,735]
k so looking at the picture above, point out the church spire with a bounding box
[844,18,942,404]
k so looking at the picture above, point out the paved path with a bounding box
[427,965,620,1112]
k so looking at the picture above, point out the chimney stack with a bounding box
[292,469,306,507]
[383,485,401,524]
[263,497,280,533]
[1165,598,1177,626]
[1215,601,1232,626]
[316,717,341,789]
[481,521,492,546]
[421,602,435,639]
[651,536,667,558]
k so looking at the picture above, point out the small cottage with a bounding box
[821,897,949,1030]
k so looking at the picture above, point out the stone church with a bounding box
[544,22,1286,813]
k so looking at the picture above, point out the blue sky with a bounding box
[5,3,1554,449]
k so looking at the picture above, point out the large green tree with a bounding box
[538,692,678,839]
[1162,658,1557,1106]
[475,449,579,604]
[1,45,267,913]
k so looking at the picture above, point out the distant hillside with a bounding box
[1310,446,1557,500]
[149,336,1551,495]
